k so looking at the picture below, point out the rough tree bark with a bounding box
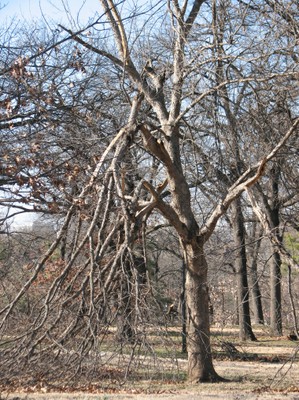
[184,240,222,382]
[181,259,187,354]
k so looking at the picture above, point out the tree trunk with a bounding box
[231,199,256,341]
[181,259,187,354]
[184,241,224,383]
[248,224,264,324]
[250,261,264,325]
[287,265,299,338]
[269,166,283,336]
[270,248,282,336]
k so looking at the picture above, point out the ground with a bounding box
[2,327,299,400]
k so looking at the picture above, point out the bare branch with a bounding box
[246,188,299,270]
[200,118,299,240]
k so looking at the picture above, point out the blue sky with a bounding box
[0,0,99,26]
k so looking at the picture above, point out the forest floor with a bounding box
[2,326,299,400]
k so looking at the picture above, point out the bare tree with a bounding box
[0,0,298,385]
[57,0,298,382]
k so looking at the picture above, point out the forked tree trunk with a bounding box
[184,241,224,383]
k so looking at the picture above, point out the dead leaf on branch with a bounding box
[30,143,41,152]
[10,56,31,79]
